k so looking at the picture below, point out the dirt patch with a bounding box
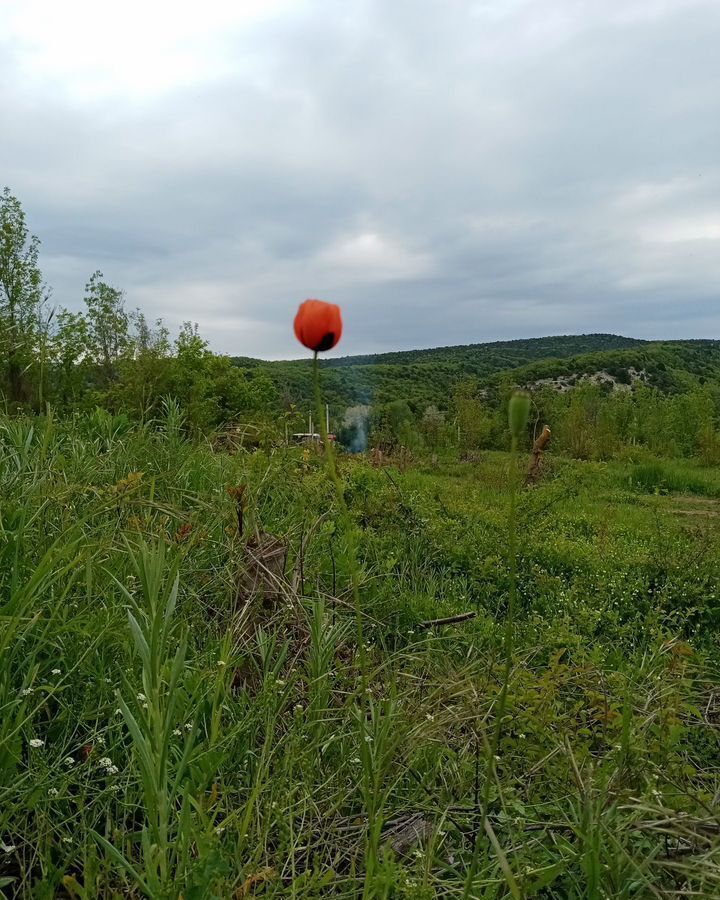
[669,496,720,518]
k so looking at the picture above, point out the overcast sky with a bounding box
[2,0,719,358]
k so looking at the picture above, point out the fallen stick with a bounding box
[417,611,477,629]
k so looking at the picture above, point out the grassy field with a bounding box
[2,409,720,898]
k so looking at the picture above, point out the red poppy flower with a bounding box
[293,299,343,352]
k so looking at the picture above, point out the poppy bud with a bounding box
[294,299,343,353]
[508,391,531,440]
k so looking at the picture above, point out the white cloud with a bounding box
[315,232,433,282]
[640,217,720,244]
[3,0,296,100]
[1,0,719,355]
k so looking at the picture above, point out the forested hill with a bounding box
[283,333,644,369]
[234,333,643,372]
[232,333,649,409]
[232,334,720,411]
[487,339,720,395]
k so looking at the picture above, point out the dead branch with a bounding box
[418,611,477,629]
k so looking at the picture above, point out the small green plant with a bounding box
[95,541,224,897]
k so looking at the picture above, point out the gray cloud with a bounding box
[2,0,719,357]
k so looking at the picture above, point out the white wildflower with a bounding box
[217,660,226,667]
[20,687,35,697]
[136,692,146,702]
[98,757,113,768]
[106,765,119,776]
[184,722,192,731]
[1,842,16,854]
[173,729,182,737]
[29,738,45,748]
[425,714,435,722]
[64,756,75,766]
[114,708,122,716]
[51,669,62,676]
[48,788,59,797]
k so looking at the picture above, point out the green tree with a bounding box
[421,404,446,450]
[453,379,492,455]
[372,399,416,450]
[83,270,130,386]
[51,309,91,408]
[111,311,172,417]
[168,322,277,431]
[0,187,46,404]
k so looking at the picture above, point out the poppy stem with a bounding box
[312,352,382,890]
[311,352,368,691]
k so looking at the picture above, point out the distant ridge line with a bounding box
[234,333,647,367]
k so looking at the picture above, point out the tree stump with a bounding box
[527,425,551,485]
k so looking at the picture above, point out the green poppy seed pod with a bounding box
[508,391,531,440]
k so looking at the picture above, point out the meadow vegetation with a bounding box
[2,406,720,897]
[2,187,720,897]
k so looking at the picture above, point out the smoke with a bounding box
[343,404,370,453]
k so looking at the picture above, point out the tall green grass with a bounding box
[1,410,720,897]
[628,459,720,497]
